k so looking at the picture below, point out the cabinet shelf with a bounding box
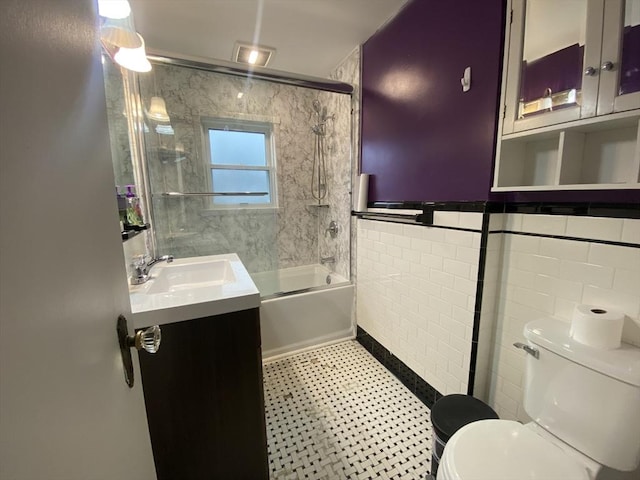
[494,111,640,192]
[502,109,640,141]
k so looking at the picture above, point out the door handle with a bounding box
[117,315,161,388]
[129,325,161,353]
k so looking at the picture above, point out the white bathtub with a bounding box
[252,265,355,359]
[251,264,347,298]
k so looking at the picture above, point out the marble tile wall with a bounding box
[139,64,353,276]
[318,46,360,280]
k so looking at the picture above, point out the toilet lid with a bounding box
[438,419,590,480]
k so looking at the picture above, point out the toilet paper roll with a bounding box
[355,174,369,212]
[570,304,625,349]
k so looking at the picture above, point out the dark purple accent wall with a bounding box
[361,0,505,202]
[520,44,583,102]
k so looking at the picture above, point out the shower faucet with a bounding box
[326,221,339,238]
[320,256,336,265]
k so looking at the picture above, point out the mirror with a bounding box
[135,57,354,290]
[519,0,587,118]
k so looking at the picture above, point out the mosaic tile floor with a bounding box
[263,341,433,480]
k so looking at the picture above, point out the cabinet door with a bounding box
[138,310,269,480]
[503,0,605,134]
[598,0,640,115]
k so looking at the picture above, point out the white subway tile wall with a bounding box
[622,219,640,243]
[473,225,504,402]
[356,217,482,396]
[489,215,640,421]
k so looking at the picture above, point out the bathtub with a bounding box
[251,265,355,359]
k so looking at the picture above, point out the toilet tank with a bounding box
[523,319,640,472]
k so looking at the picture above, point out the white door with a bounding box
[0,1,156,479]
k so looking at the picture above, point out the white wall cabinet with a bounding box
[493,0,640,191]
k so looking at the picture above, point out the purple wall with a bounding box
[361,0,505,202]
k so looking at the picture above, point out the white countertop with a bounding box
[129,253,260,328]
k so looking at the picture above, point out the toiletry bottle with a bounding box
[125,185,144,227]
[116,186,128,230]
[134,196,144,226]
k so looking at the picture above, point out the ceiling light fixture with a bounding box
[147,97,170,122]
[98,0,132,19]
[233,42,276,68]
[114,33,152,72]
[100,25,142,49]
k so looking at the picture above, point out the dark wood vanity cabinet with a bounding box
[138,308,269,480]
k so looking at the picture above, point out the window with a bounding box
[202,118,276,208]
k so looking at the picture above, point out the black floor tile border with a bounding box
[356,326,443,409]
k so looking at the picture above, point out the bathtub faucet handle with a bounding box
[326,221,339,238]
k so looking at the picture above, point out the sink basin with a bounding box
[129,253,260,328]
[145,259,236,295]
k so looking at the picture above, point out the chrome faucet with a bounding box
[131,254,174,285]
[320,256,336,265]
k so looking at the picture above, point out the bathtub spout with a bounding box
[320,256,336,265]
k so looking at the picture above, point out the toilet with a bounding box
[437,318,640,480]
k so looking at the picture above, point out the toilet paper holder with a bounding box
[513,342,539,359]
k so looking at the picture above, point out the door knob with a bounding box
[601,61,614,71]
[117,315,161,388]
[584,66,597,76]
[129,325,161,353]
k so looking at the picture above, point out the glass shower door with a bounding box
[138,60,351,297]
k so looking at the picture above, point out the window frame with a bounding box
[202,117,277,210]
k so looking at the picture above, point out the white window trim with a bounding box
[201,117,278,210]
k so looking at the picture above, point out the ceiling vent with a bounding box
[233,42,275,68]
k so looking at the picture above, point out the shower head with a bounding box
[312,99,321,114]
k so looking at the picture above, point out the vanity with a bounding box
[130,254,269,480]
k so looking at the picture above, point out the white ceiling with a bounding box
[130,0,408,78]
